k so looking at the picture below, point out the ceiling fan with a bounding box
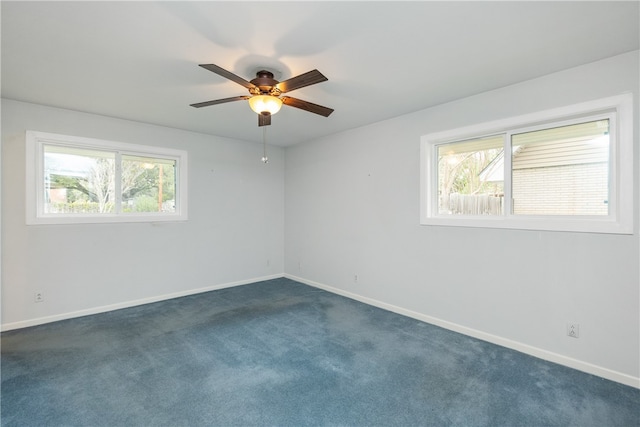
[190,64,334,127]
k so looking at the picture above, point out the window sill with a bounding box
[420,215,632,235]
[27,213,188,226]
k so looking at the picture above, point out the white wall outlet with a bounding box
[35,291,44,303]
[354,274,358,283]
[567,323,580,338]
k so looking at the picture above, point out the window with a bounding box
[27,131,188,224]
[420,94,633,234]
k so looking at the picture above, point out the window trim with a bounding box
[26,131,189,225]
[420,93,633,234]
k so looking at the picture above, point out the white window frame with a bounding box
[420,93,633,234]
[26,131,188,225]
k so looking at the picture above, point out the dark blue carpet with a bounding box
[2,278,638,426]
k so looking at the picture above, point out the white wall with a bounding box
[1,99,284,329]
[284,51,640,387]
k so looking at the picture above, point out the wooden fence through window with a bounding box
[445,193,504,215]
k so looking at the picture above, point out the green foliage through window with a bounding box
[44,145,177,215]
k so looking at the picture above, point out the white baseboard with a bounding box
[1,274,284,332]
[285,274,640,389]
[4,272,638,389]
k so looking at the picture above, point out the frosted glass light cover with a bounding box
[248,95,283,115]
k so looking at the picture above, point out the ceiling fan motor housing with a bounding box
[250,70,281,96]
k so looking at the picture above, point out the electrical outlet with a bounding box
[35,292,44,303]
[567,323,580,338]
[354,274,358,283]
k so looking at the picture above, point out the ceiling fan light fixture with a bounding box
[248,95,283,115]
[191,65,334,126]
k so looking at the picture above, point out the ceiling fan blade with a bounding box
[190,95,250,108]
[276,69,328,93]
[281,96,334,117]
[258,113,272,127]
[199,64,256,90]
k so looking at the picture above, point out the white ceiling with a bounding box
[2,1,638,147]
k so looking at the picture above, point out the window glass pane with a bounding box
[437,135,504,215]
[44,145,115,214]
[121,155,176,213]
[511,120,609,216]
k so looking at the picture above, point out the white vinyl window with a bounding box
[26,131,188,224]
[420,94,633,234]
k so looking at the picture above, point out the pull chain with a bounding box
[261,126,269,164]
